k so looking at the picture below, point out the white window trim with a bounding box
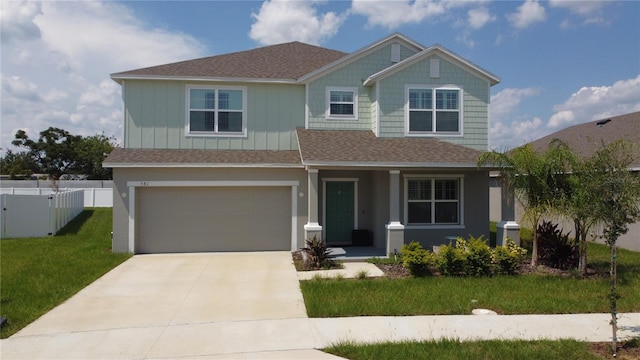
[185,84,248,137]
[404,84,463,137]
[325,86,359,121]
[321,178,359,242]
[403,174,465,229]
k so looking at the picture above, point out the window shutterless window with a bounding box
[186,86,246,136]
[406,178,460,225]
[406,87,461,134]
[326,87,358,120]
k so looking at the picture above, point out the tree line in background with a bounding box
[479,139,640,357]
[0,127,117,180]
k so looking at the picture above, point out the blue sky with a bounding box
[2,0,639,153]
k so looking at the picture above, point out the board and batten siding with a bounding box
[377,55,491,151]
[123,80,305,150]
[307,43,418,132]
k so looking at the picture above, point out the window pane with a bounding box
[408,202,432,224]
[435,202,458,223]
[408,180,431,200]
[409,111,433,132]
[330,91,353,103]
[190,89,215,109]
[219,90,243,110]
[435,180,458,200]
[436,90,458,110]
[436,112,459,132]
[409,89,431,109]
[330,103,354,115]
[218,112,243,132]
[190,111,214,131]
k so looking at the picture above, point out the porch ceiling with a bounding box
[296,129,483,167]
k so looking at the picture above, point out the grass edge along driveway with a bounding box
[0,208,131,338]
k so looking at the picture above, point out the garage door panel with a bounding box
[137,187,290,253]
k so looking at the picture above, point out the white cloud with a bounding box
[490,87,541,119]
[351,0,447,28]
[468,7,496,29]
[548,75,640,128]
[549,0,608,16]
[489,87,543,149]
[0,1,42,44]
[507,0,547,29]
[1,1,206,151]
[249,0,347,45]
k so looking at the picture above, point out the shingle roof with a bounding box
[527,111,640,168]
[296,129,483,167]
[103,148,302,167]
[111,42,347,81]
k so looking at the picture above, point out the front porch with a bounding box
[328,246,387,261]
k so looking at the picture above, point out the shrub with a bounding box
[400,241,433,277]
[301,236,335,270]
[464,235,493,276]
[435,240,467,276]
[493,238,528,275]
[537,221,578,270]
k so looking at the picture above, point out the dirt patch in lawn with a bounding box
[589,340,640,359]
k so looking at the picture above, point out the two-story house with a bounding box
[105,33,500,254]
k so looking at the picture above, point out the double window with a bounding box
[406,86,461,134]
[405,177,462,225]
[186,85,246,135]
[326,87,358,120]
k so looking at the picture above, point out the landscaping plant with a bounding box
[463,235,493,276]
[434,240,467,276]
[492,238,527,275]
[301,236,335,270]
[400,241,433,277]
[537,220,578,270]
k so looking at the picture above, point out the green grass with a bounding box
[325,339,602,360]
[301,242,640,317]
[0,208,131,338]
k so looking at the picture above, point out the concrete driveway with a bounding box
[1,252,343,359]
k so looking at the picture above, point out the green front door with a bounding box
[325,181,355,244]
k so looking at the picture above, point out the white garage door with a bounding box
[137,187,291,253]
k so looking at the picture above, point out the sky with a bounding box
[1,0,639,154]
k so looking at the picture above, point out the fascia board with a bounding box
[297,33,426,84]
[300,161,479,168]
[103,162,304,168]
[110,74,298,85]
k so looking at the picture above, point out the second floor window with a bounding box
[406,87,461,134]
[326,87,358,120]
[187,86,246,135]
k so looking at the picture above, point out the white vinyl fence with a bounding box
[0,188,112,207]
[1,189,84,238]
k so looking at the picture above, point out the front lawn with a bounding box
[325,338,640,360]
[0,208,131,338]
[301,242,640,317]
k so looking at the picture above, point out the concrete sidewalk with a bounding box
[1,254,638,359]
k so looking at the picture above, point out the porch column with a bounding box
[496,180,520,246]
[385,170,404,255]
[304,168,322,243]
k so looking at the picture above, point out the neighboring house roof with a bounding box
[110,42,347,83]
[362,44,500,86]
[103,148,302,168]
[296,129,482,168]
[527,111,640,169]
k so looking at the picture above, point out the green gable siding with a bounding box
[377,55,490,151]
[123,80,304,150]
[307,43,418,131]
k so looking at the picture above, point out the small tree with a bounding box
[478,144,571,266]
[582,140,640,357]
[0,150,39,179]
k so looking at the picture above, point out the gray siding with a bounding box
[123,81,305,150]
